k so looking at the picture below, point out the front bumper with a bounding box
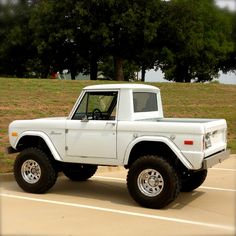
[6,146,18,154]
[202,149,230,169]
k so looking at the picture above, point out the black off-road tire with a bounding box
[181,169,207,192]
[127,155,180,209]
[14,147,58,193]
[63,164,98,181]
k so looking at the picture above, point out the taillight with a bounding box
[204,132,212,149]
[184,140,194,145]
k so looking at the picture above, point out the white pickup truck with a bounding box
[8,84,230,208]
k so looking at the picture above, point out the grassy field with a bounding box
[0,78,235,173]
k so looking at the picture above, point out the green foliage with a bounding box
[29,0,79,78]
[157,0,235,82]
[0,0,235,82]
[74,0,162,80]
[0,0,34,77]
[219,13,236,73]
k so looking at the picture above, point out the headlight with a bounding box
[205,133,212,149]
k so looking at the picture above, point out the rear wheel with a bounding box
[181,169,207,192]
[14,147,58,193]
[127,155,180,209]
[63,164,98,181]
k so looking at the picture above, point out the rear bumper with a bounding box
[202,149,230,169]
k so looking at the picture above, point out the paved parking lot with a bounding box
[1,155,235,236]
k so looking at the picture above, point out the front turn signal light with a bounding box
[11,132,18,137]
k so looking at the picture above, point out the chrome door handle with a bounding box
[106,121,116,126]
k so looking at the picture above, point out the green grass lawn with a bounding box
[0,78,235,173]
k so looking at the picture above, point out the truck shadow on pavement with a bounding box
[51,176,135,207]
[2,175,206,210]
[50,176,206,210]
[168,191,205,210]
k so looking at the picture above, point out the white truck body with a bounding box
[8,84,230,208]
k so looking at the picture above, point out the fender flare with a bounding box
[123,136,194,169]
[14,131,62,161]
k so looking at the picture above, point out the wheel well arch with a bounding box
[126,141,187,171]
[16,135,52,156]
[15,135,62,170]
[14,131,62,161]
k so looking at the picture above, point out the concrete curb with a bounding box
[0,173,15,182]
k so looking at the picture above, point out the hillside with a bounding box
[0,78,235,173]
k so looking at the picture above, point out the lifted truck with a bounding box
[8,84,230,208]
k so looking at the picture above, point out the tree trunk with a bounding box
[70,68,76,80]
[175,64,190,83]
[141,66,146,82]
[185,76,191,83]
[41,66,50,79]
[114,56,124,81]
[90,56,98,80]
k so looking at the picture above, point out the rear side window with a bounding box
[133,92,158,112]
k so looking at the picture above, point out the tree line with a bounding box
[0,0,235,82]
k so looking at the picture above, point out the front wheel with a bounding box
[14,147,58,193]
[127,155,180,209]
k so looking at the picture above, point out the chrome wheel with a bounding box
[21,159,41,184]
[137,169,164,197]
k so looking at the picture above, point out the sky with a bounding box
[144,69,236,84]
[145,0,236,84]
[215,0,236,11]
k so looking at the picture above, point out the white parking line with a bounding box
[93,176,236,192]
[212,168,236,172]
[199,186,236,192]
[94,176,125,182]
[0,193,234,232]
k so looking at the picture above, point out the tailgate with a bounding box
[204,119,227,157]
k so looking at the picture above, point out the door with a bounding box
[66,91,118,159]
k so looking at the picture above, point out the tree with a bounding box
[156,0,234,82]
[0,0,35,77]
[1,0,234,82]
[219,12,236,74]
[73,0,108,80]
[29,0,80,79]
[131,1,164,82]
[74,0,162,81]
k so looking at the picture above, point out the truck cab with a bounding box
[65,84,163,164]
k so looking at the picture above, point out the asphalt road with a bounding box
[1,156,235,236]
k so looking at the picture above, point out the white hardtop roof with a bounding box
[84,83,159,91]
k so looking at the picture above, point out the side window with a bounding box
[72,91,118,120]
[133,92,158,112]
[73,93,88,120]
